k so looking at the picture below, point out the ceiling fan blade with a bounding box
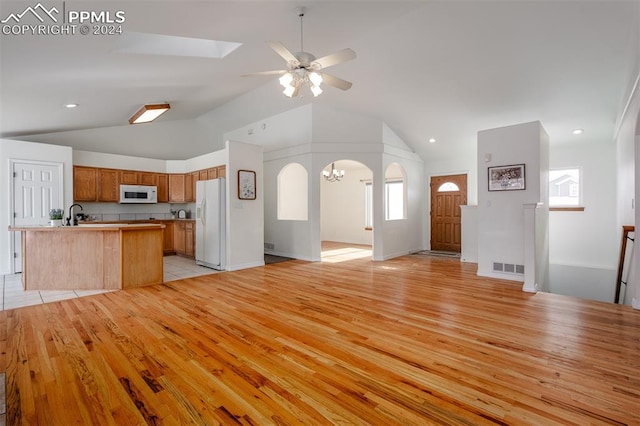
[321,73,352,91]
[312,48,356,69]
[268,41,299,65]
[241,70,287,77]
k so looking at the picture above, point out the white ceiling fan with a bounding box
[242,9,356,98]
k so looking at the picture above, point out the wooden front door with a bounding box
[430,174,467,252]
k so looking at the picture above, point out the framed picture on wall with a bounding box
[488,164,525,191]
[238,170,256,200]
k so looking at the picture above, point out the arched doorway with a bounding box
[320,160,373,262]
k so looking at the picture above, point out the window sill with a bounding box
[549,206,585,212]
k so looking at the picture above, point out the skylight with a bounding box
[113,32,242,59]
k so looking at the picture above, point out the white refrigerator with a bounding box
[195,178,226,270]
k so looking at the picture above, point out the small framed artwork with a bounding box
[238,170,256,200]
[488,164,525,191]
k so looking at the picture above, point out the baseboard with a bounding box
[265,250,314,262]
[477,270,524,283]
[225,261,265,272]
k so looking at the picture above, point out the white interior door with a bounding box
[11,160,64,273]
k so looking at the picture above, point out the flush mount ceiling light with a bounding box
[129,103,170,124]
[322,162,345,182]
[242,8,356,98]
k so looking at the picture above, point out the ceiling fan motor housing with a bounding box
[294,51,317,69]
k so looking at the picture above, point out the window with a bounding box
[437,182,460,192]
[364,182,373,229]
[385,181,404,220]
[549,168,582,209]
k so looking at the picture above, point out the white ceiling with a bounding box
[1,1,638,162]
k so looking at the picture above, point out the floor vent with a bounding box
[493,262,524,274]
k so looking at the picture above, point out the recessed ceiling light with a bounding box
[572,128,583,135]
[65,103,78,108]
[428,138,436,143]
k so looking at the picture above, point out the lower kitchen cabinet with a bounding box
[185,221,194,257]
[173,220,195,258]
[162,221,174,255]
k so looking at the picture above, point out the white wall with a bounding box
[225,140,264,271]
[549,141,618,301]
[320,164,372,245]
[380,152,424,259]
[264,150,315,260]
[477,121,547,281]
[1,139,73,274]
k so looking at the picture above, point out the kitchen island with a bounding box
[8,223,164,291]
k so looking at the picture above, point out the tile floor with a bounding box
[1,256,218,311]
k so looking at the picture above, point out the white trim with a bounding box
[225,261,266,271]
[633,297,640,310]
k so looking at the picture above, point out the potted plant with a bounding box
[49,208,63,227]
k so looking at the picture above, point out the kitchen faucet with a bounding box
[66,204,83,226]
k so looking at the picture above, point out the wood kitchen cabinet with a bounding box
[185,221,194,257]
[119,170,138,185]
[157,174,169,203]
[185,173,194,202]
[199,170,208,180]
[217,165,226,178]
[207,167,218,180]
[139,172,157,186]
[162,221,174,254]
[120,170,158,186]
[73,166,98,201]
[98,168,119,202]
[189,171,199,202]
[173,220,195,258]
[168,174,186,203]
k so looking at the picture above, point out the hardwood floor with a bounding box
[2,255,639,425]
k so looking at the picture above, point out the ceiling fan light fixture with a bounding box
[129,103,170,124]
[310,85,323,97]
[283,85,297,97]
[279,72,294,87]
[308,71,323,86]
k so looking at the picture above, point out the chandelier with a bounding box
[322,163,345,182]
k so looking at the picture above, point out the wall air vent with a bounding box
[264,243,275,250]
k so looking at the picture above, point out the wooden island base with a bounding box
[9,224,164,290]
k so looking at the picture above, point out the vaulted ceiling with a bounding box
[1,1,638,162]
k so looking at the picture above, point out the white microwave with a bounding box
[119,185,157,204]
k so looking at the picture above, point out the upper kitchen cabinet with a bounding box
[120,170,158,186]
[98,168,119,202]
[168,174,186,203]
[188,171,199,202]
[157,174,169,203]
[217,165,226,178]
[207,167,218,180]
[73,166,98,201]
[199,170,208,180]
[119,170,138,185]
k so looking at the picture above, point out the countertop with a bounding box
[9,223,165,231]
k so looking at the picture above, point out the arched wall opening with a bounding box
[320,159,373,262]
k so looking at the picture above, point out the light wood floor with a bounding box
[2,255,639,425]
